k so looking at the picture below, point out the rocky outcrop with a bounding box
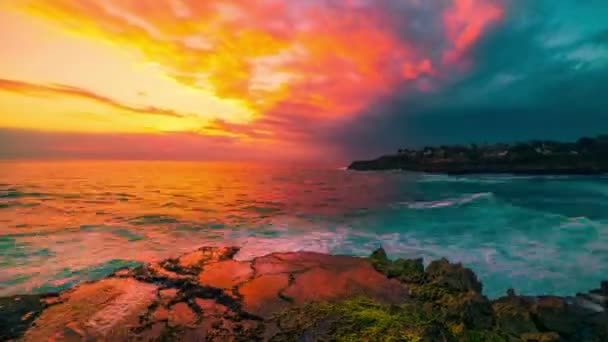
[0,294,50,341]
[368,247,608,341]
[1,246,607,341]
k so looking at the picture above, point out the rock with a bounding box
[167,302,198,327]
[389,257,425,282]
[177,246,240,270]
[269,297,442,341]
[198,260,253,289]
[4,247,608,341]
[520,332,561,342]
[152,306,170,321]
[493,297,538,336]
[282,260,409,305]
[369,247,389,266]
[601,281,608,295]
[0,294,46,341]
[532,296,578,335]
[442,291,494,330]
[136,322,165,341]
[22,278,158,341]
[252,254,316,275]
[420,322,455,342]
[194,298,228,317]
[426,258,482,293]
[159,288,179,306]
[136,262,189,282]
[112,268,132,278]
[368,248,425,283]
[238,274,290,318]
[272,251,363,268]
[585,312,608,341]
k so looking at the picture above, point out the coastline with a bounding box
[348,136,608,174]
[2,246,607,341]
[348,158,608,175]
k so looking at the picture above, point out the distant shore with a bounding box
[2,246,608,341]
[348,135,608,174]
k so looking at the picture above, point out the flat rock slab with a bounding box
[22,278,158,341]
[3,247,409,341]
[239,274,291,318]
[281,262,409,305]
[198,260,253,289]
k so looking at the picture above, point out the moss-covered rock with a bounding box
[366,248,608,342]
[520,332,561,342]
[531,296,578,335]
[456,330,512,342]
[270,297,453,341]
[493,296,537,336]
[426,258,482,293]
[368,248,425,284]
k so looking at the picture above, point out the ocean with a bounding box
[1,161,607,298]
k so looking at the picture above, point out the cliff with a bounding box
[2,246,608,341]
[348,136,608,174]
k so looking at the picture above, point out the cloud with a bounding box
[2,0,517,160]
[12,0,503,120]
[565,44,608,67]
[442,0,503,64]
[0,78,188,118]
[0,127,327,162]
[324,0,608,159]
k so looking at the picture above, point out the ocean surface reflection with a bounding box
[1,161,607,298]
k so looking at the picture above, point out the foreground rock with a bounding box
[1,247,607,341]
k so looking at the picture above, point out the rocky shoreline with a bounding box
[1,246,607,341]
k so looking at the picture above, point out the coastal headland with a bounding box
[349,136,608,175]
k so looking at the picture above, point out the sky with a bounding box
[0,0,607,162]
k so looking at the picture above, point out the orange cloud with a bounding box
[0,78,188,118]
[9,1,448,119]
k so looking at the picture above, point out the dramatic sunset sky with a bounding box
[1,0,607,161]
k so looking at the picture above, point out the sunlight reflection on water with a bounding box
[1,161,607,298]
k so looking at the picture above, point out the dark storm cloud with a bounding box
[332,0,608,160]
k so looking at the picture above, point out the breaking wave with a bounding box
[403,192,494,209]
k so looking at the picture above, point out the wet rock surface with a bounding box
[1,246,607,341]
[0,294,48,341]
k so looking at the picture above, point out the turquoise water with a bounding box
[1,161,607,298]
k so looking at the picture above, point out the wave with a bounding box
[402,192,494,210]
[417,174,593,184]
[3,208,608,299]
[0,190,45,199]
[418,174,509,184]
